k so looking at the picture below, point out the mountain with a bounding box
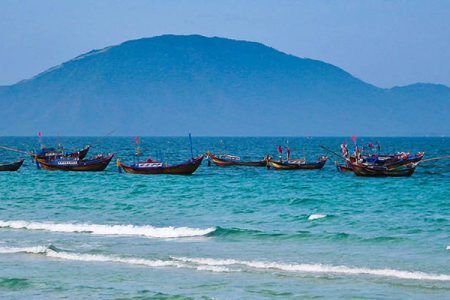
[0,34,449,136]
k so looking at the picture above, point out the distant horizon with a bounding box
[1,135,448,138]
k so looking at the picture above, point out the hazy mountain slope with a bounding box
[0,35,448,136]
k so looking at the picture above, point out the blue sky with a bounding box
[1,0,449,87]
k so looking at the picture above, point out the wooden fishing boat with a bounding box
[351,162,417,177]
[32,145,90,160]
[348,152,424,167]
[208,153,267,167]
[0,159,24,171]
[267,156,328,170]
[335,161,353,173]
[384,152,424,167]
[120,155,204,175]
[35,154,113,171]
[333,152,425,174]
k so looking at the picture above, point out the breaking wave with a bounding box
[1,245,448,281]
[0,245,230,272]
[0,221,407,243]
[171,256,450,281]
[308,214,327,221]
[0,220,215,238]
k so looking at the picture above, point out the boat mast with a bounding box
[189,133,194,159]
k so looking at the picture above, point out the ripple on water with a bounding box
[0,278,32,290]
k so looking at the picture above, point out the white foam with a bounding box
[195,265,232,272]
[0,245,48,254]
[2,246,448,281]
[447,245,450,250]
[0,246,228,272]
[0,246,183,268]
[0,220,215,238]
[46,250,231,272]
[172,257,450,282]
[308,214,327,221]
[46,250,184,268]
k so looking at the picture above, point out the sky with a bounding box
[1,0,449,88]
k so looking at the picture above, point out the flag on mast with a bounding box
[277,145,283,154]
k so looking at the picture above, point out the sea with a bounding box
[0,137,449,299]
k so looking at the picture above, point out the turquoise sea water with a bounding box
[0,137,449,299]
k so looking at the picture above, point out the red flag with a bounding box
[135,136,140,145]
[277,145,283,154]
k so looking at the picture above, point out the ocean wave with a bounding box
[0,221,308,241]
[0,245,49,254]
[172,256,450,282]
[0,245,448,281]
[0,277,32,290]
[209,227,285,238]
[0,220,215,238]
[210,227,393,243]
[0,220,406,244]
[308,214,327,221]
[0,245,231,273]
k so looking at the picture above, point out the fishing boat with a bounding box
[350,162,417,177]
[208,153,267,167]
[335,161,353,173]
[348,152,424,167]
[0,159,24,172]
[35,154,113,171]
[32,145,90,160]
[324,143,425,174]
[267,156,328,170]
[120,155,204,175]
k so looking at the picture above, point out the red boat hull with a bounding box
[335,162,353,173]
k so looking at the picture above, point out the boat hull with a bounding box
[0,159,24,171]
[268,157,328,170]
[348,152,424,167]
[121,156,204,175]
[36,154,113,171]
[70,146,90,160]
[351,163,416,177]
[335,162,353,173]
[210,155,266,167]
[32,145,90,160]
